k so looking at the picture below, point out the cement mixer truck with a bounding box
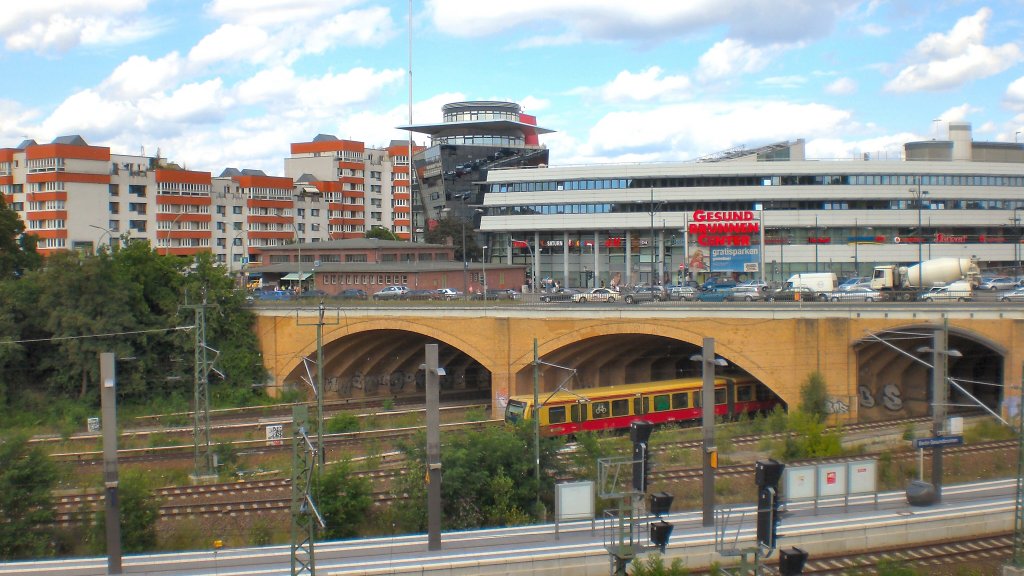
[870,257,980,300]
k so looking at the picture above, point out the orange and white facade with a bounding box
[284,134,423,241]
[1,134,419,269]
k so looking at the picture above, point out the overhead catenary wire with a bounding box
[0,325,195,345]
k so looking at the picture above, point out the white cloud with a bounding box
[560,100,852,163]
[425,0,854,47]
[40,89,139,140]
[0,1,157,54]
[1006,77,1024,111]
[205,0,364,28]
[189,24,274,66]
[937,103,980,123]
[885,8,1023,92]
[760,76,807,89]
[599,67,692,103]
[825,77,856,95]
[805,133,919,161]
[101,52,185,99]
[519,96,550,113]
[697,39,774,82]
[137,79,231,125]
[859,23,888,37]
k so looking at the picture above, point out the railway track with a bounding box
[793,533,1011,575]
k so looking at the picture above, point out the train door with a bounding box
[633,396,649,416]
[726,380,736,420]
[571,403,588,425]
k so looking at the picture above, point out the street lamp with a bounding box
[228,228,248,288]
[442,201,482,296]
[482,245,488,298]
[637,190,665,285]
[917,330,962,503]
[89,224,114,253]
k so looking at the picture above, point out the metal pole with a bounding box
[482,246,488,296]
[316,304,325,468]
[100,352,122,574]
[462,197,468,295]
[425,344,442,550]
[931,323,948,501]
[534,339,542,520]
[701,338,716,528]
[854,218,859,277]
[650,189,656,285]
[1012,359,1024,567]
[814,215,819,273]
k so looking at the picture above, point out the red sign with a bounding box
[688,210,760,247]
[935,233,967,244]
[808,237,832,244]
[826,471,837,485]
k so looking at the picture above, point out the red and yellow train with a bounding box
[503,376,779,436]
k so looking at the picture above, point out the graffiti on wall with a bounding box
[825,397,850,414]
[858,383,904,411]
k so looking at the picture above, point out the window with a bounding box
[591,401,610,419]
[233,206,243,215]
[672,393,689,409]
[216,205,226,216]
[653,394,671,411]
[737,386,753,402]
[715,389,726,405]
[611,399,629,416]
[311,209,320,217]
[547,406,566,424]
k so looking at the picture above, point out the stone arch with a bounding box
[853,322,1006,422]
[278,319,501,402]
[507,321,785,407]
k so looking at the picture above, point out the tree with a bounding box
[0,198,41,280]
[799,371,829,422]
[0,435,58,559]
[392,424,564,532]
[318,460,373,540]
[92,471,161,554]
[423,215,477,263]
[365,226,399,241]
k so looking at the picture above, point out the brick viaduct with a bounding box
[253,306,1024,421]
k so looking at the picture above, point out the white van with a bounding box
[785,273,837,298]
[919,280,973,302]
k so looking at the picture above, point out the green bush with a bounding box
[629,553,689,576]
[325,411,360,434]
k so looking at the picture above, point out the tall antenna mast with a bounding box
[407,0,417,240]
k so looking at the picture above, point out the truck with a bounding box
[870,257,980,300]
[784,273,838,300]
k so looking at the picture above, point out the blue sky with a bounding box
[1,1,1022,176]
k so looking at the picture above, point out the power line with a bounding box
[0,326,194,345]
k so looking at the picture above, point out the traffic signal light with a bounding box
[631,421,653,493]
[779,547,809,575]
[755,459,785,550]
[649,520,673,553]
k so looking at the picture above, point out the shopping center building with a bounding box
[477,122,1024,289]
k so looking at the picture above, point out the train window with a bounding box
[592,401,610,419]
[693,394,701,408]
[715,389,726,405]
[548,406,566,424]
[653,394,670,411]
[737,385,753,402]
[612,399,629,416]
[672,393,689,409]
[570,404,586,422]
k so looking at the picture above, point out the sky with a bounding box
[1,0,1023,177]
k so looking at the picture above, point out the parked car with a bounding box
[623,286,667,304]
[825,286,883,302]
[978,276,1016,290]
[372,285,409,300]
[471,288,520,300]
[435,288,463,300]
[696,288,732,302]
[724,286,766,302]
[1000,287,1024,302]
[402,289,436,300]
[250,289,293,301]
[735,280,770,291]
[837,276,872,291]
[338,288,368,300]
[767,286,818,302]
[571,287,619,303]
[298,289,327,299]
[701,278,737,292]
[666,284,699,301]
[540,288,581,303]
